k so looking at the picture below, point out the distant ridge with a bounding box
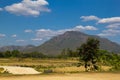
[27,31,120,55]
[0,45,35,52]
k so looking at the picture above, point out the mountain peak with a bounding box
[28,31,120,55]
[63,31,87,36]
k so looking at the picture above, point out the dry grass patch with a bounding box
[0,68,4,73]
[53,66,85,73]
[0,58,78,67]
[53,66,112,73]
[101,66,111,71]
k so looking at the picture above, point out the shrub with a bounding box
[0,68,4,73]
[44,69,53,73]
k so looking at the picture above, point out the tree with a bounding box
[78,38,100,71]
[66,48,73,57]
[11,50,20,57]
[29,52,46,58]
[4,50,12,58]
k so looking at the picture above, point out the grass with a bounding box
[0,58,78,66]
[53,66,85,73]
[0,58,118,75]
[0,68,4,73]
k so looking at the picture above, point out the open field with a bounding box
[0,58,78,66]
[0,73,120,80]
[0,58,120,80]
[0,58,113,74]
[0,58,112,73]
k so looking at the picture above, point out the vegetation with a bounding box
[59,38,120,72]
[0,50,47,58]
[0,68,4,73]
[0,38,120,74]
[77,38,100,71]
[59,48,78,58]
[97,50,120,71]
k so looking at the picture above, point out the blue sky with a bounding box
[0,0,120,46]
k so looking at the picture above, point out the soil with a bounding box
[0,73,120,80]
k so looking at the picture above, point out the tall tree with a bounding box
[78,38,100,71]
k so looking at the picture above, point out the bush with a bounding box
[0,68,4,73]
[93,65,99,70]
[44,69,53,73]
[110,62,120,71]
[77,62,82,67]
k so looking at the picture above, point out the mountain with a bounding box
[0,45,35,52]
[27,31,120,55]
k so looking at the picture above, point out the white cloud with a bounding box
[98,23,120,37]
[0,34,6,38]
[98,29,120,37]
[98,17,120,24]
[24,29,33,33]
[16,39,26,42]
[97,33,113,37]
[106,23,120,29]
[5,0,50,17]
[74,25,98,31]
[35,25,97,39]
[80,15,120,24]
[31,38,42,41]
[103,29,120,34]
[80,15,100,21]
[36,29,56,39]
[0,8,3,11]
[11,34,17,38]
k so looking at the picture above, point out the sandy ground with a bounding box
[0,66,41,74]
[0,73,120,80]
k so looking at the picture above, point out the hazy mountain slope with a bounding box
[0,45,35,52]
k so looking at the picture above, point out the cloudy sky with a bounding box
[0,0,120,46]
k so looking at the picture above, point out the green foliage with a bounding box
[60,48,79,58]
[29,52,47,58]
[11,50,21,57]
[0,52,4,57]
[0,50,47,58]
[4,50,12,58]
[97,50,120,71]
[78,38,100,71]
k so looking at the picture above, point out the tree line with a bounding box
[0,50,46,58]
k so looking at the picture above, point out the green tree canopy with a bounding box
[78,38,100,71]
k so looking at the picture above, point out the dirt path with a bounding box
[0,73,120,80]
